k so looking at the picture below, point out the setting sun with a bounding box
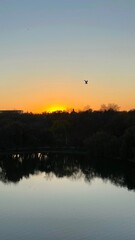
[45,105,67,113]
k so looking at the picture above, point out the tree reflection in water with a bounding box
[0,152,135,191]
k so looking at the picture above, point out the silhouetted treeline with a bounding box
[0,109,135,161]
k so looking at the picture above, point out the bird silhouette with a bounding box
[84,80,88,84]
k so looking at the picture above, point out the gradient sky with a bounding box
[0,0,135,112]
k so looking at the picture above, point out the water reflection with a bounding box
[0,152,135,191]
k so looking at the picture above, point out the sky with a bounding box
[0,0,135,112]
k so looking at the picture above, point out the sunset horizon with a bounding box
[0,102,134,114]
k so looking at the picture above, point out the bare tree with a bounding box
[100,103,120,112]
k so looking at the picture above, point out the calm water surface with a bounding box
[0,153,135,240]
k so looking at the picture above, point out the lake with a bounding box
[0,152,135,240]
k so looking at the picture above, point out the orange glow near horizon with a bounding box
[27,101,134,114]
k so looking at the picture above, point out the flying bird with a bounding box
[84,80,88,84]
